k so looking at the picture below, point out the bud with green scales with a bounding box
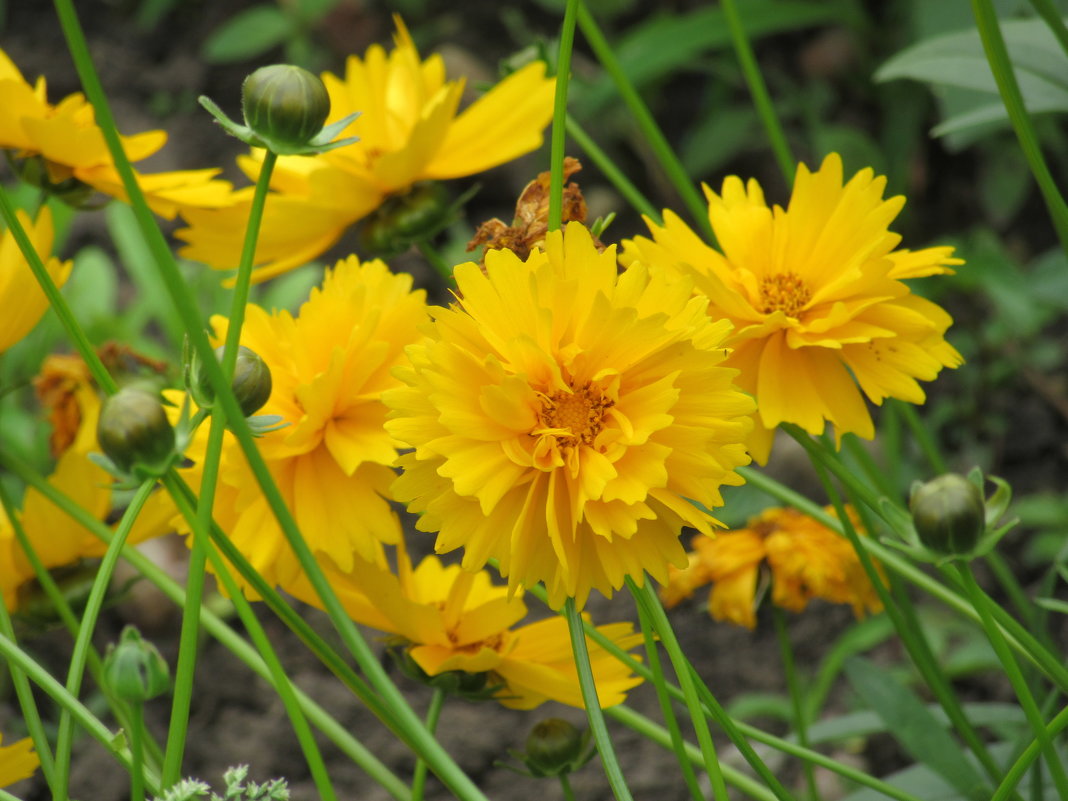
[191,345,273,418]
[96,387,176,476]
[104,625,170,703]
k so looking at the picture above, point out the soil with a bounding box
[4,2,1068,800]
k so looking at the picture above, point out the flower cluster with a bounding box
[661,506,883,629]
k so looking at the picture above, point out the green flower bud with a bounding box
[242,64,330,149]
[357,182,451,258]
[193,345,273,417]
[523,718,585,777]
[910,473,985,556]
[97,387,175,475]
[104,625,170,703]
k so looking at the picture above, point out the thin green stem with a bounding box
[0,185,116,395]
[956,564,1068,798]
[970,0,1068,253]
[0,485,56,790]
[576,2,712,239]
[843,435,898,500]
[1027,0,1068,58]
[634,596,704,801]
[563,597,633,801]
[627,579,729,801]
[558,773,578,801]
[720,0,795,183]
[129,702,146,801]
[991,702,1068,801]
[53,479,155,801]
[411,688,446,801]
[548,0,580,231]
[0,632,159,794]
[415,239,453,282]
[893,401,948,475]
[565,114,660,222]
[773,608,818,801]
[164,473,339,801]
[50,3,491,791]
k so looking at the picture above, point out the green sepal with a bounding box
[199,95,360,156]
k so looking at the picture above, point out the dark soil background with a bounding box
[3,1,1068,800]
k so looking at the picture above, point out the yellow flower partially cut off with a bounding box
[0,207,71,353]
[0,734,38,789]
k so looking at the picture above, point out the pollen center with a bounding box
[758,272,811,317]
[538,384,613,448]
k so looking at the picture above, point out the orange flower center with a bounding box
[538,383,613,448]
[758,272,811,317]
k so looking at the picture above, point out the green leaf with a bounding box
[844,657,988,800]
[806,702,1025,744]
[1035,596,1068,615]
[876,18,1068,140]
[201,5,293,64]
[804,615,895,722]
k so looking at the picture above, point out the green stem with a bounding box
[559,773,578,801]
[53,479,155,801]
[772,608,818,801]
[808,458,1004,791]
[627,579,730,801]
[720,0,795,183]
[50,3,491,791]
[164,473,339,801]
[563,597,633,801]
[956,564,1068,798]
[129,701,146,801]
[991,702,1068,801]
[842,435,898,500]
[548,0,580,231]
[0,451,410,800]
[1027,0,1068,58]
[970,0,1068,253]
[162,137,278,792]
[893,401,948,475]
[411,688,446,801]
[576,2,712,239]
[415,239,453,282]
[635,596,704,801]
[565,114,660,222]
[0,185,116,395]
[0,632,159,794]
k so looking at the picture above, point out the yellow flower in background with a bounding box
[287,542,644,709]
[177,17,556,282]
[0,734,38,788]
[0,47,231,218]
[386,222,754,609]
[623,153,963,463]
[660,506,883,629]
[0,207,71,353]
[179,255,428,591]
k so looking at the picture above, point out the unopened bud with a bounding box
[104,625,170,703]
[97,387,175,475]
[910,473,985,556]
[193,345,273,417]
[242,64,330,149]
[523,718,585,777]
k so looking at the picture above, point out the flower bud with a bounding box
[104,625,170,703]
[523,718,585,777]
[97,387,175,474]
[242,64,330,149]
[910,473,985,556]
[357,182,450,257]
[193,345,273,417]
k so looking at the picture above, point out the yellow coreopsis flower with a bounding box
[179,254,428,591]
[623,153,963,463]
[385,222,755,609]
[177,18,556,282]
[661,506,883,629]
[287,543,643,709]
[0,734,38,788]
[0,47,231,218]
[0,207,71,352]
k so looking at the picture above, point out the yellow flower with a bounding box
[623,153,963,463]
[385,222,755,609]
[0,734,38,788]
[179,255,428,591]
[287,542,643,709]
[177,17,556,282]
[0,207,72,353]
[0,47,231,218]
[661,506,883,629]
